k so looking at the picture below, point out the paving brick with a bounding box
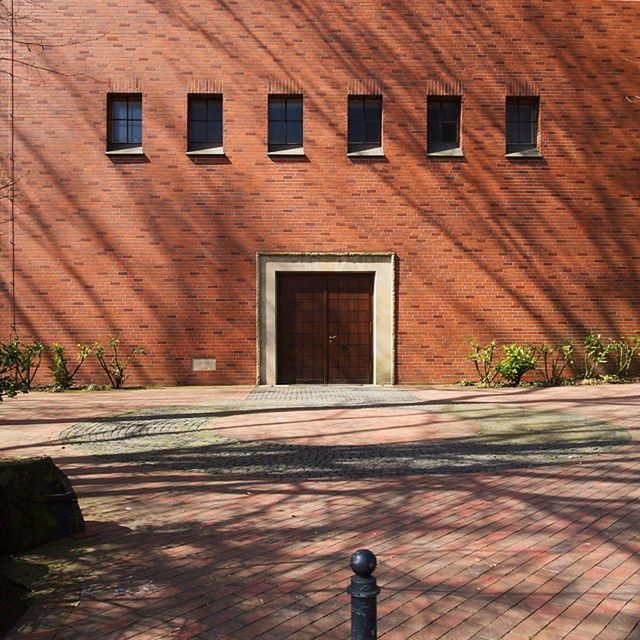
[2,384,640,639]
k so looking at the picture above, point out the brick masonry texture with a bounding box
[2,383,640,639]
[59,387,631,478]
[0,1,639,385]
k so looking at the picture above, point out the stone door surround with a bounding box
[256,253,396,385]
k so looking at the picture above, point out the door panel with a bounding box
[277,273,373,384]
[277,275,325,383]
[327,275,373,383]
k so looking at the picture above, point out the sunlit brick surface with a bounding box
[0,1,639,384]
[1,383,639,638]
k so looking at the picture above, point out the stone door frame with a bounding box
[256,253,396,385]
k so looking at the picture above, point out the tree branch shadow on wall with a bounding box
[2,0,639,386]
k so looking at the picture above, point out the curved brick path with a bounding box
[60,387,629,478]
[1,384,639,639]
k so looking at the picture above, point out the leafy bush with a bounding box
[0,339,48,400]
[582,332,611,379]
[0,342,26,401]
[467,339,499,385]
[0,375,25,401]
[537,340,575,385]
[50,343,92,390]
[1,339,46,391]
[495,344,537,387]
[609,334,640,379]
[93,338,146,389]
[464,332,640,388]
[17,341,46,389]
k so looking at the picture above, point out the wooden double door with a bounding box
[277,273,374,384]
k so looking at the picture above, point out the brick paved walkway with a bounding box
[1,384,639,639]
[60,387,629,478]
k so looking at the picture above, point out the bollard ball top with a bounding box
[350,549,377,577]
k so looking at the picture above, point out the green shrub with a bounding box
[464,332,640,388]
[0,339,48,400]
[0,341,26,401]
[609,334,640,379]
[0,376,25,401]
[537,340,575,385]
[93,338,146,389]
[495,344,537,387]
[50,343,92,390]
[466,339,499,385]
[18,341,46,389]
[582,332,611,379]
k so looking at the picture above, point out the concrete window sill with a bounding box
[427,148,464,158]
[505,149,543,159]
[186,147,225,156]
[105,147,144,156]
[347,148,385,158]
[267,148,306,157]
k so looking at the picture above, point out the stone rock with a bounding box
[0,457,85,554]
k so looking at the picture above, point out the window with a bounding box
[188,94,223,153]
[268,95,303,153]
[427,96,462,155]
[348,95,382,155]
[506,96,540,156]
[107,94,142,153]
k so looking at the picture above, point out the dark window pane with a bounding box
[519,102,534,123]
[349,96,381,149]
[269,121,287,145]
[108,95,142,149]
[442,122,458,143]
[188,95,223,149]
[190,98,208,121]
[128,99,142,121]
[427,102,442,143]
[286,98,302,122]
[348,98,363,121]
[190,121,208,143]
[519,121,533,144]
[442,99,458,120]
[530,106,539,124]
[128,122,142,144]
[506,121,519,144]
[111,121,128,143]
[427,101,441,123]
[207,121,222,145]
[268,96,303,149]
[269,98,286,122]
[364,118,381,145]
[111,100,128,120]
[286,120,302,145]
[349,119,364,145]
[210,98,223,122]
[506,97,539,150]
[428,97,461,153]
[364,97,381,121]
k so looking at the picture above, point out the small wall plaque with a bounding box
[192,358,217,372]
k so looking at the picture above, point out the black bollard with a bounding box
[348,549,381,640]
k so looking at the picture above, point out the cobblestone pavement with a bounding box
[246,385,422,406]
[1,384,640,639]
[60,387,630,478]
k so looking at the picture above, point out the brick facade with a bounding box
[1,1,639,385]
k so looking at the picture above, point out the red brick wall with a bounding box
[0,0,639,385]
